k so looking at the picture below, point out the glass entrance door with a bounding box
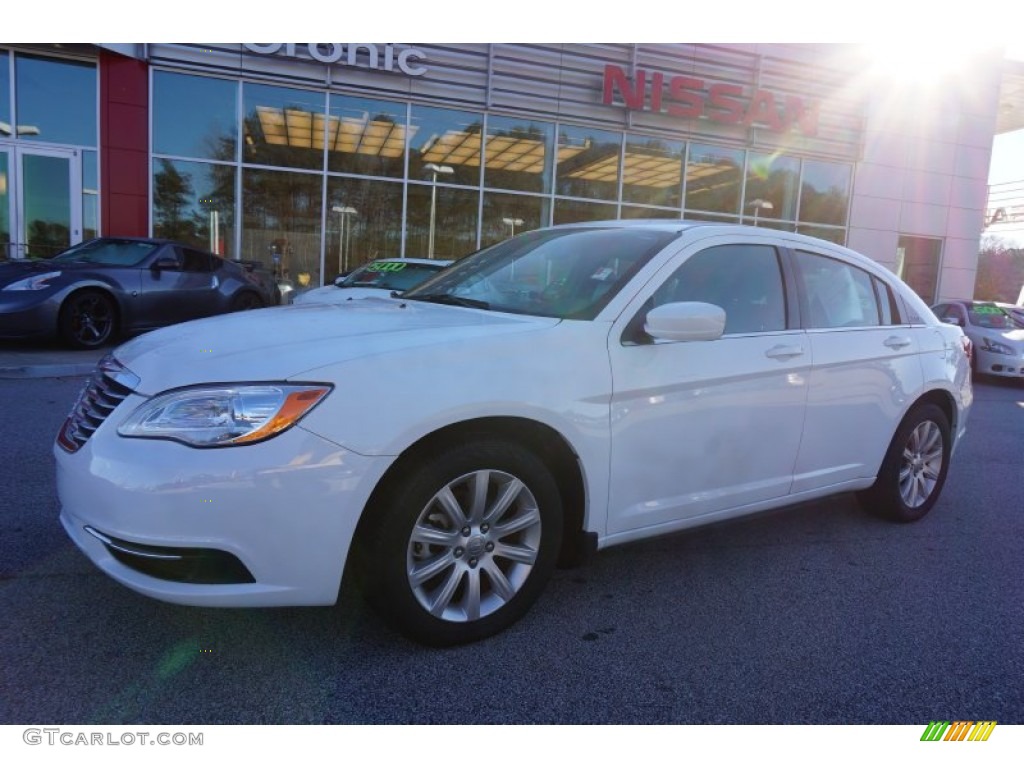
[0,143,83,260]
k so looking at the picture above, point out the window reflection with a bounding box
[0,51,9,131]
[82,151,98,241]
[552,198,617,225]
[685,144,743,215]
[153,72,237,161]
[406,183,479,260]
[622,135,684,208]
[410,105,484,187]
[15,54,96,147]
[243,84,327,170]
[745,152,799,222]
[484,116,553,194]
[798,225,845,245]
[0,152,9,261]
[556,125,622,200]
[326,177,403,275]
[242,169,323,288]
[481,192,548,247]
[799,160,850,226]
[621,205,680,220]
[153,159,237,258]
[327,95,407,178]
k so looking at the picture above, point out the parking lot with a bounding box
[1,370,1022,725]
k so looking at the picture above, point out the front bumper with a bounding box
[0,290,61,339]
[975,348,1024,379]
[56,411,393,607]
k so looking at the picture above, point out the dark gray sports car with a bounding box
[0,237,280,349]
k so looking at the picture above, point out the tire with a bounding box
[354,440,563,646]
[230,291,264,311]
[58,289,117,349]
[858,403,951,523]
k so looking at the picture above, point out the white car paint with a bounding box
[55,222,973,642]
[291,258,452,305]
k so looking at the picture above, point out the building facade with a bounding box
[1,43,1018,303]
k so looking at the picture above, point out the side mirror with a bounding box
[151,256,180,272]
[644,301,726,342]
[333,274,346,287]
[941,316,964,327]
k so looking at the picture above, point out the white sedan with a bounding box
[291,258,452,305]
[932,300,1024,381]
[55,222,973,646]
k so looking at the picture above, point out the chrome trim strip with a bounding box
[83,526,182,561]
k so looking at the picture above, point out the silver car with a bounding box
[292,258,452,305]
[932,300,1024,381]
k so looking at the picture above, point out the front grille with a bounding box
[57,355,140,452]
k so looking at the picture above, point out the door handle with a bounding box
[765,344,805,360]
[884,335,912,349]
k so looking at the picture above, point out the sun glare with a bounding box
[862,41,994,84]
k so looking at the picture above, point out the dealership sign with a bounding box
[603,65,819,136]
[244,44,428,77]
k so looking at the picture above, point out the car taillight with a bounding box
[961,335,973,361]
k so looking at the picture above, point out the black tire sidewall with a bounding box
[358,440,563,646]
[868,403,951,523]
[59,290,115,349]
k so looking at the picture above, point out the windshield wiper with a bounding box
[408,293,490,310]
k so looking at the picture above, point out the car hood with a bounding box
[112,297,561,392]
[291,285,392,304]
[970,327,1024,345]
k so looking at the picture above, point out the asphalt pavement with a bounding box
[0,340,109,379]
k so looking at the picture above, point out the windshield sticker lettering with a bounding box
[367,262,408,273]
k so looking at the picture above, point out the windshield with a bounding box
[52,239,159,267]
[339,261,445,292]
[403,227,679,319]
[969,304,1019,329]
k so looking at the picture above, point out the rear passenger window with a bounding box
[794,250,882,328]
[649,244,787,335]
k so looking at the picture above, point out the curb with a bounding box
[0,362,100,380]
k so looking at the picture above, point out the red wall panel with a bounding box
[99,50,149,237]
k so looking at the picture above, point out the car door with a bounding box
[605,236,810,536]
[137,245,222,328]
[787,247,927,493]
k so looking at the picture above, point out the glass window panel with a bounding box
[405,182,479,260]
[326,177,403,277]
[153,159,237,259]
[0,51,9,133]
[683,211,739,224]
[799,160,851,226]
[409,105,484,187]
[82,150,98,241]
[895,235,942,305]
[622,134,684,208]
[797,224,845,245]
[243,84,326,171]
[481,192,549,248]
[654,244,786,334]
[552,198,617,225]
[153,72,237,161]
[15,54,96,147]
[744,152,799,222]
[484,115,553,194]
[685,144,743,215]
[327,94,406,178]
[795,250,881,328]
[0,151,9,261]
[23,153,70,258]
[556,124,621,201]
[621,205,680,220]
[242,168,323,289]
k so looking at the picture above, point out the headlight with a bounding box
[980,338,1014,356]
[3,271,62,290]
[118,384,331,447]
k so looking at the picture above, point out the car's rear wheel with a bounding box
[58,289,116,349]
[858,403,951,523]
[355,440,563,646]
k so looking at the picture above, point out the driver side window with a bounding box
[650,243,787,335]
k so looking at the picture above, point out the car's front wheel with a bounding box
[58,289,116,349]
[858,402,951,523]
[355,440,563,646]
